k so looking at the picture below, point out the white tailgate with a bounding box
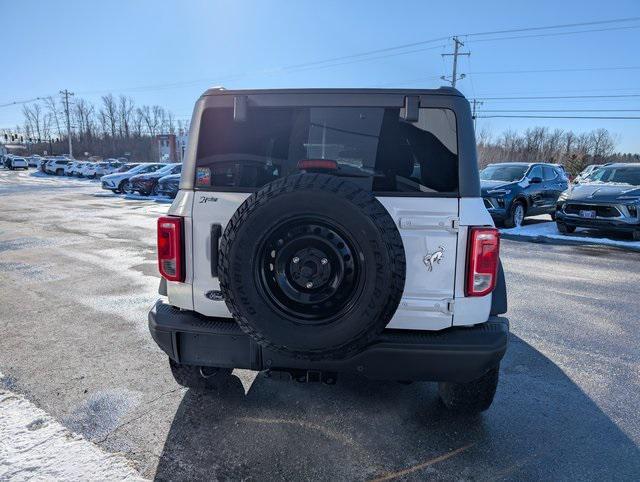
[377,197,459,330]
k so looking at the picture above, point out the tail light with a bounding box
[466,227,500,297]
[157,216,184,282]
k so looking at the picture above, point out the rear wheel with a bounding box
[169,358,233,390]
[151,183,159,196]
[556,222,576,234]
[503,201,525,228]
[633,231,640,241]
[438,366,500,413]
[123,180,134,194]
[56,169,63,176]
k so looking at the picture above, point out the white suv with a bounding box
[9,157,29,170]
[149,88,508,413]
[44,159,72,175]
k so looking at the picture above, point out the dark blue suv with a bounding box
[481,162,569,228]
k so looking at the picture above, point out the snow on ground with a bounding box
[502,221,640,252]
[0,374,144,481]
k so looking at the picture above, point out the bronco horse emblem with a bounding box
[423,246,445,272]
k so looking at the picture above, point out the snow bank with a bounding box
[0,379,144,481]
[501,221,640,251]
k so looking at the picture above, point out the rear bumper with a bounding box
[148,300,509,383]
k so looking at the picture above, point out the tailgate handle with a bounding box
[210,224,222,277]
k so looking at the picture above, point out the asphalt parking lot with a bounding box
[1,169,639,480]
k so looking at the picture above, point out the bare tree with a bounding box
[22,103,44,141]
[101,94,118,139]
[118,95,135,138]
[132,108,144,137]
[44,96,63,139]
[590,128,615,161]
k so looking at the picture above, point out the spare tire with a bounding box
[218,173,406,360]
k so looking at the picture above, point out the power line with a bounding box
[0,97,47,108]
[476,94,640,100]
[478,109,640,112]
[459,16,640,38]
[466,24,640,44]
[476,115,640,119]
[469,65,640,75]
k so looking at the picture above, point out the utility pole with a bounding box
[59,89,74,158]
[471,99,484,130]
[441,36,470,88]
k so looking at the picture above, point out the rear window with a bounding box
[195,106,459,195]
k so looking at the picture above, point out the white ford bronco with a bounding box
[149,87,508,412]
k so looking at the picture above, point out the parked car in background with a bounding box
[79,162,99,178]
[100,163,166,193]
[71,161,90,176]
[44,159,72,175]
[93,160,125,178]
[27,155,42,167]
[481,162,569,227]
[129,163,181,195]
[574,164,608,184]
[2,155,14,168]
[12,157,29,170]
[39,158,51,172]
[9,157,29,170]
[156,173,180,198]
[556,163,640,240]
[64,161,82,176]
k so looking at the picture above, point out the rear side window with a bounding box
[543,166,557,181]
[195,106,458,195]
[528,165,543,179]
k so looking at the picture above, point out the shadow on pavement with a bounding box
[153,335,640,481]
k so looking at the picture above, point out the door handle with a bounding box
[210,224,222,277]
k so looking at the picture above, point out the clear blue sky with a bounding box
[2,0,639,151]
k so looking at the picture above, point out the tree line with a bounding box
[476,126,638,174]
[3,94,189,161]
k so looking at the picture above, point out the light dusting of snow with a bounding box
[501,221,640,251]
[0,377,144,481]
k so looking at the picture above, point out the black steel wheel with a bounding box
[256,218,363,324]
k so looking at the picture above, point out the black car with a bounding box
[129,163,182,195]
[480,162,569,227]
[555,163,640,240]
